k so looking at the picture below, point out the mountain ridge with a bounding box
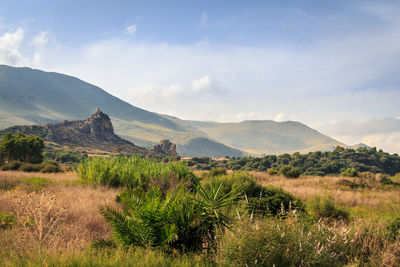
[0,65,344,156]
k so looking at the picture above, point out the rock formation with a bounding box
[0,109,178,156]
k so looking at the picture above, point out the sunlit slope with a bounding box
[190,120,344,155]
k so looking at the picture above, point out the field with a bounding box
[1,166,400,266]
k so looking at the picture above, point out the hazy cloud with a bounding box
[126,24,137,35]
[191,75,214,92]
[200,12,208,26]
[274,113,288,122]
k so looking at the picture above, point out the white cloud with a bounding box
[33,31,49,48]
[191,75,214,92]
[274,113,288,122]
[126,24,137,35]
[0,28,24,66]
[31,31,50,65]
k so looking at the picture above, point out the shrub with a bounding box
[100,177,238,252]
[1,161,21,170]
[202,172,304,216]
[341,168,359,177]
[307,195,349,221]
[280,165,301,178]
[245,185,305,216]
[40,161,62,173]
[19,163,42,172]
[209,167,227,177]
[267,168,278,175]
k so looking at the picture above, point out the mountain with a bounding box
[0,65,343,156]
[0,65,242,157]
[188,120,343,155]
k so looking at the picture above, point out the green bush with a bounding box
[1,161,21,170]
[280,165,301,178]
[202,172,304,216]
[209,167,227,177]
[100,177,238,252]
[307,195,349,221]
[267,168,278,175]
[245,185,305,216]
[341,168,359,177]
[19,163,42,172]
[40,161,62,173]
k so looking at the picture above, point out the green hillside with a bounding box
[0,65,343,156]
[0,65,242,157]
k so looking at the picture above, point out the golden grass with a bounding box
[0,173,118,253]
[253,172,400,219]
[0,170,79,181]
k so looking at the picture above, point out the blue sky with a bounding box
[0,0,400,152]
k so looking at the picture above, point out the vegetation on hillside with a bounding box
[189,146,400,176]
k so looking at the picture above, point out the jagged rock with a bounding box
[0,109,178,156]
[149,139,177,156]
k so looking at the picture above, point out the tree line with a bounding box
[189,146,400,176]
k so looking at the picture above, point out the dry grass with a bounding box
[0,170,79,181]
[0,172,118,253]
[253,172,400,219]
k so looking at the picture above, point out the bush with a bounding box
[209,167,227,177]
[280,165,301,178]
[40,161,62,173]
[202,172,304,216]
[1,161,22,170]
[341,168,359,177]
[307,195,349,221]
[19,163,42,172]
[267,168,279,175]
[100,177,238,252]
[245,185,305,216]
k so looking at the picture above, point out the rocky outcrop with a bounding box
[149,139,177,156]
[0,108,178,156]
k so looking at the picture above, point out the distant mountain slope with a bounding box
[0,65,241,157]
[189,120,344,155]
[0,65,344,156]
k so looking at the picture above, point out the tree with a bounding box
[0,132,44,164]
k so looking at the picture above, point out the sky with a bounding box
[0,0,400,153]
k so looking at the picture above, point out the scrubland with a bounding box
[1,160,400,266]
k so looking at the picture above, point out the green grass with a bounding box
[77,155,194,189]
[1,247,210,267]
